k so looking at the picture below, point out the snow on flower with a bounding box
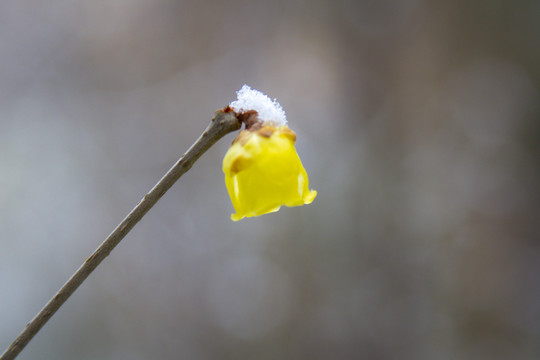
[223,85,316,221]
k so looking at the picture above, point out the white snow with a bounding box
[229,85,287,126]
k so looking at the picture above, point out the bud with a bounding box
[223,85,317,221]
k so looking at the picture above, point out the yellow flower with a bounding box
[223,125,317,221]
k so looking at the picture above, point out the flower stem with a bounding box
[0,109,241,360]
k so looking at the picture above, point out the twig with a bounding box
[0,109,241,360]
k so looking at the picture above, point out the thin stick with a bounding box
[0,109,241,360]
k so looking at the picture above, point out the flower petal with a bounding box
[223,126,317,221]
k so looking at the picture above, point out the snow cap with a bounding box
[229,85,287,126]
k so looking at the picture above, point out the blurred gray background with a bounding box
[1,1,539,359]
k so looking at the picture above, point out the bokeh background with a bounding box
[1,1,539,359]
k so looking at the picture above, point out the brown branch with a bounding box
[0,109,241,360]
